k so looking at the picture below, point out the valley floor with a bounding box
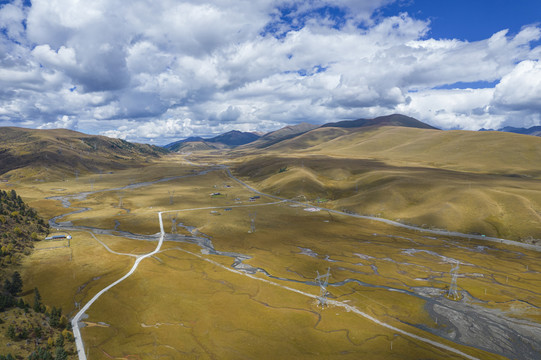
[4,154,541,359]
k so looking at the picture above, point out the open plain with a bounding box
[2,149,539,360]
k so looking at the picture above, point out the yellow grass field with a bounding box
[2,146,540,359]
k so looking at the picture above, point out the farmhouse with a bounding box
[45,234,72,240]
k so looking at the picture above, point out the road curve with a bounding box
[71,212,166,360]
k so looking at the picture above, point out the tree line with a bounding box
[0,189,49,267]
[0,189,73,359]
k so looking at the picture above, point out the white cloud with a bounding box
[396,88,503,130]
[38,114,78,130]
[101,118,196,142]
[0,0,540,143]
[0,0,27,43]
[492,60,541,111]
[32,45,77,68]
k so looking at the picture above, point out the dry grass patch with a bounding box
[21,231,133,317]
[78,245,487,359]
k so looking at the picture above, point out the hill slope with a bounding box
[169,141,220,152]
[163,136,206,151]
[0,189,49,267]
[247,123,319,148]
[0,127,168,181]
[238,114,438,153]
[0,191,76,359]
[232,126,541,242]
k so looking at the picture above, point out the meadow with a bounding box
[2,150,539,359]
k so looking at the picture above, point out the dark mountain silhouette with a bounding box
[206,130,260,146]
[321,114,439,130]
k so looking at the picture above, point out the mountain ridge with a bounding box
[0,127,168,181]
[321,114,439,130]
[164,130,261,152]
[172,114,439,152]
[244,122,320,149]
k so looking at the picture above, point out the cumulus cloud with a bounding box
[38,115,78,130]
[0,0,540,143]
[32,45,77,68]
[0,0,27,44]
[395,88,503,130]
[492,60,541,111]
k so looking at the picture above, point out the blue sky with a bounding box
[0,0,540,143]
[382,0,541,41]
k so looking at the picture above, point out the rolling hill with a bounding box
[231,125,541,243]
[246,122,319,148]
[169,141,220,152]
[164,137,221,152]
[236,114,439,153]
[0,127,168,181]
[168,114,435,152]
[4,114,541,242]
[163,136,206,151]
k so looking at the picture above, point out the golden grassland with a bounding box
[0,150,539,359]
[231,127,541,242]
[255,126,541,175]
[172,194,540,315]
[21,232,133,318]
[81,244,495,360]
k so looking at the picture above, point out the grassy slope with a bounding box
[232,127,541,242]
[168,140,219,152]
[244,122,320,149]
[309,127,541,175]
[0,127,168,182]
[0,190,75,359]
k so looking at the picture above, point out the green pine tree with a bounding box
[9,272,23,296]
[54,347,67,360]
[6,324,15,340]
[55,332,64,347]
[33,287,43,313]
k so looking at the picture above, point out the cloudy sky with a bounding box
[1,0,540,144]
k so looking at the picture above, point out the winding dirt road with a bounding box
[71,212,166,360]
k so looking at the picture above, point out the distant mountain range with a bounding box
[5,113,540,181]
[479,125,541,137]
[164,114,541,153]
[164,130,261,152]
[164,114,439,151]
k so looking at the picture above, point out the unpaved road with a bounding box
[71,212,166,360]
